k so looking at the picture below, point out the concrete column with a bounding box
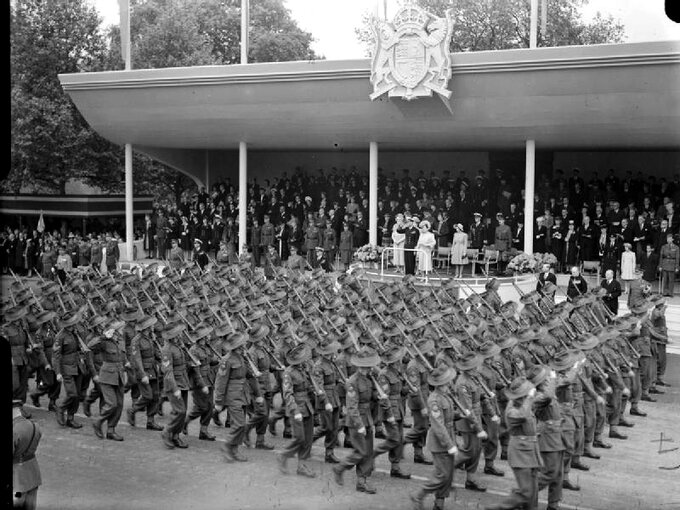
[369,142,379,246]
[530,0,538,48]
[524,140,535,254]
[125,143,134,261]
[204,150,210,190]
[239,141,247,255]
[241,0,249,64]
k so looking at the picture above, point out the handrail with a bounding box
[379,246,430,281]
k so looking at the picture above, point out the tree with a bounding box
[9,0,123,195]
[355,0,625,56]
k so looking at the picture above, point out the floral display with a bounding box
[354,244,383,263]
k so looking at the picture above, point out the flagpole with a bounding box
[241,0,249,64]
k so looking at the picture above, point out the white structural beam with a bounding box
[524,139,536,255]
[125,143,134,261]
[239,142,248,255]
[530,0,538,48]
[369,141,379,246]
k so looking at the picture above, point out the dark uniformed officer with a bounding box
[160,323,192,449]
[13,399,42,510]
[127,315,164,431]
[89,318,127,441]
[410,364,459,510]
[276,343,318,478]
[53,312,93,429]
[333,346,392,494]
[485,377,541,510]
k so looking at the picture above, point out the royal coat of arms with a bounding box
[370,4,454,101]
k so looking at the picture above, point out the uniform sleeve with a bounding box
[312,362,328,407]
[345,379,363,429]
[162,344,178,394]
[455,381,482,431]
[282,368,300,417]
[52,331,64,376]
[213,355,232,407]
[428,397,455,451]
[505,397,533,427]
[130,334,147,380]
[406,363,425,409]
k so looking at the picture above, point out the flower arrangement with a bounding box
[354,244,382,263]
[506,252,537,273]
[533,252,558,268]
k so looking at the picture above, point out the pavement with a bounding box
[21,353,680,510]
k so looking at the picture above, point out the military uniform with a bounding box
[311,355,341,461]
[13,403,42,510]
[161,337,192,449]
[403,356,433,463]
[128,329,163,429]
[53,326,94,428]
[185,338,213,439]
[453,369,486,489]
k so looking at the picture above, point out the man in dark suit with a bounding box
[600,269,622,316]
[400,216,420,276]
[512,220,525,251]
[536,263,557,301]
[638,244,659,285]
[601,232,621,278]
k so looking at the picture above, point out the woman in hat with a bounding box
[485,377,540,510]
[275,343,318,478]
[192,239,209,270]
[391,216,405,272]
[53,311,93,429]
[54,245,72,284]
[620,242,636,295]
[416,220,436,275]
[410,364,459,510]
[332,346,392,494]
[450,223,468,278]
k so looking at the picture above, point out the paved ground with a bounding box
[19,354,680,510]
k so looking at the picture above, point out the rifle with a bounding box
[370,374,389,400]
[331,360,348,384]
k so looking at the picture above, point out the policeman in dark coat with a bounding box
[13,399,42,510]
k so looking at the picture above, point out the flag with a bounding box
[37,211,45,233]
[118,0,130,66]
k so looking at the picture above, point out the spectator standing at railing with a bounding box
[391,216,405,272]
[450,223,468,279]
[339,222,354,270]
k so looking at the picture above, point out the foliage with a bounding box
[533,252,558,268]
[9,0,120,195]
[506,251,537,273]
[355,0,625,56]
[354,244,383,263]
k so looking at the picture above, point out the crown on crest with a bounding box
[393,6,428,31]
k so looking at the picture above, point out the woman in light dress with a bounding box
[620,242,636,294]
[416,220,437,275]
[391,214,406,272]
[450,223,468,278]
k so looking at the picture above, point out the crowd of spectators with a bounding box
[4,166,680,288]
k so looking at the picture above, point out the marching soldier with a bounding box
[127,315,164,431]
[28,311,60,412]
[184,325,214,440]
[53,311,94,429]
[478,341,505,477]
[310,337,342,463]
[244,324,276,450]
[160,322,192,449]
[333,346,392,494]
[403,338,435,465]
[453,352,488,492]
[89,319,127,441]
[214,332,259,462]
[527,364,565,510]
[410,364,459,510]
[276,343,318,478]
[5,306,32,414]
[13,398,42,510]
[485,377,542,510]
[373,345,411,479]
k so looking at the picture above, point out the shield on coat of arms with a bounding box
[392,34,427,89]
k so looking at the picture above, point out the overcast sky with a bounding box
[92,0,679,60]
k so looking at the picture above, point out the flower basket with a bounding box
[354,244,383,267]
[506,251,537,274]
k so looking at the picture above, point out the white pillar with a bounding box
[239,142,248,255]
[530,0,538,48]
[369,142,378,246]
[524,140,535,255]
[204,150,210,190]
[241,0,249,64]
[125,143,134,261]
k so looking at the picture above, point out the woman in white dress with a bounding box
[620,242,636,294]
[391,214,406,272]
[416,220,436,275]
[450,223,468,278]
